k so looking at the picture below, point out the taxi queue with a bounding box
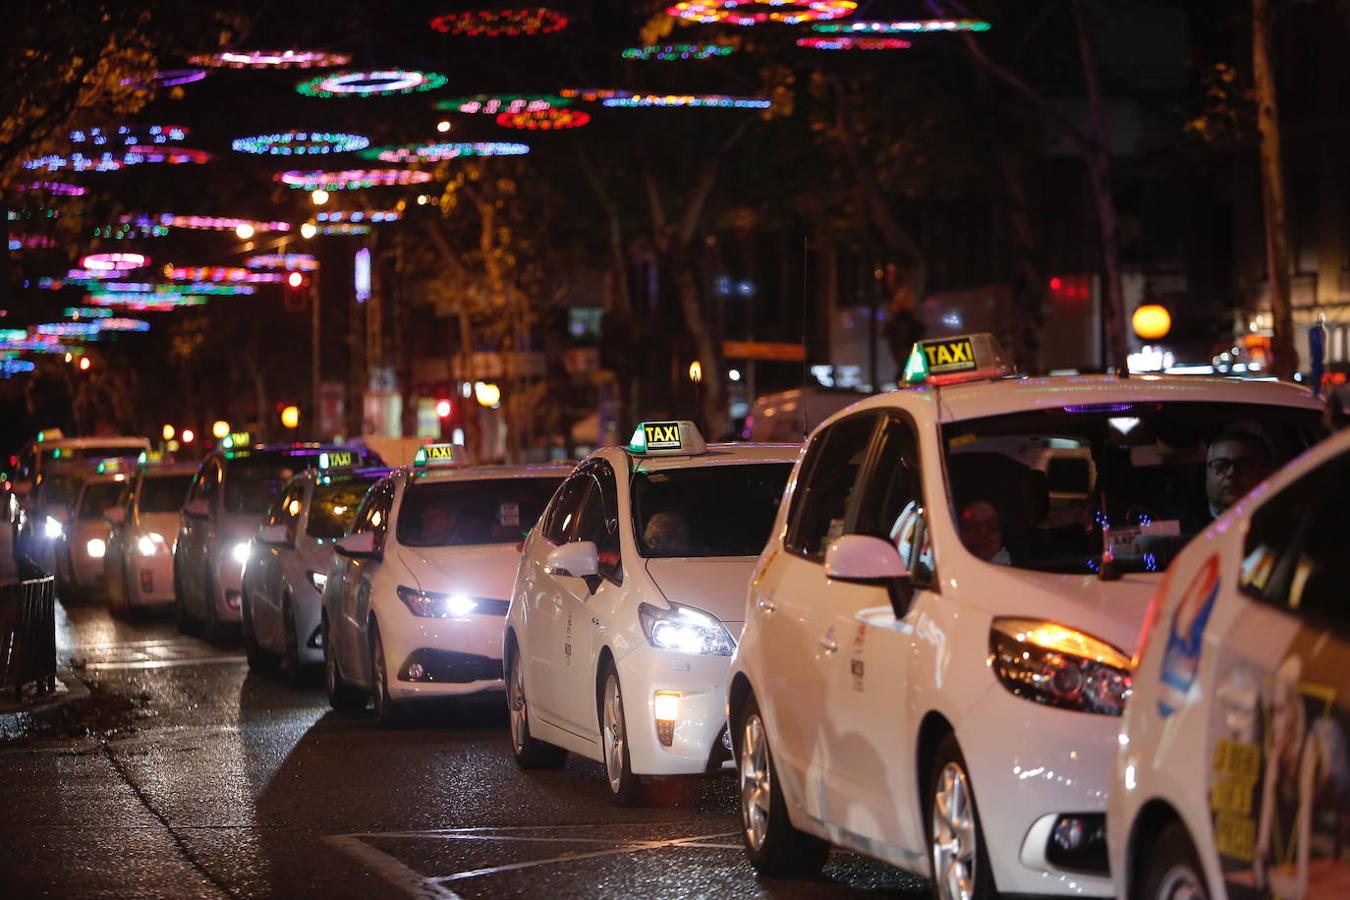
[10,333,1347,900]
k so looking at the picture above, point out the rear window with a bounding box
[42,445,145,464]
[79,482,126,519]
[223,455,305,515]
[632,463,792,558]
[396,477,562,547]
[139,474,192,514]
[307,476,381,540]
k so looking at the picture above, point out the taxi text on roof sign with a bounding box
[627,420,707,456]
[413,443,458,467]
[902,332,1014,387]
[221,431,252,450]
[318,450,355,470]
[137,450,163,467]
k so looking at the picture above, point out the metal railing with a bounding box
[0,564,57,702]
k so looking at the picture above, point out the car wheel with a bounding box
[927,734,996,900]
[281,594,302,680]
[241,595,270,670]
[507,642,567,769]
[369,622,401,726]
[323,615,365,711]
[599,662,643,806]
[1135,821,1208,900]
[734,692,830,876]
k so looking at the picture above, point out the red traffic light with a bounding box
[286,271,305,289]
[435,399,452,419]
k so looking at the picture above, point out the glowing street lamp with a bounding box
[311,189,329,205]
[211,420,230,439]
[474,382,501,407]
[299,222,318,239]
[235,223,255,239]
[162,424,176,441]
[280,405,300,429]
[1132,304,1172,340]
[181,428,196,444]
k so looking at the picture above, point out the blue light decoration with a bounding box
[0,358,37,378]
[36,322,102,338]
[811,19,991,33]
[434,94,569,114]
[231,131,370,155]
[244,253,318,271]
[69,125,188,145]
[602,94,771,108]
[63,307,115,319]
[355,247,371,303]
[121,69,207,90]
[314,209,401,224]
[22,152,127,173]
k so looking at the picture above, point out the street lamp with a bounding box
[311,189,329,206]
[162,424,175,441]
[181,428,195,444]
[211,420,230,439]
[235,223,255,240]
[300,222,318,239]
[280,405,300,429]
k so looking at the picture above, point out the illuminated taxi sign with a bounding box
[221,431,252,450]
[96,459,125,474]
[627,420,707,456]
[137,451,164,467]
[413,443,458,467]
[903,333,1013,387]
[318,450,355,470]
[36,428,64,443]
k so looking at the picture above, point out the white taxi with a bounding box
[104,458,196,615]
[505,422,797,804]
[1109,428,1350,900]
[321,446,568,724]
[727,334,1326,897]
[54,469,130,599]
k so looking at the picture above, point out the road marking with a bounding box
[324,835,464,900]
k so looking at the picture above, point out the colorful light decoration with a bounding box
[118,214,291,233]
[22,181,87,196]
[88,294,209,311]
[429,8,568,36]
[167,267,284,283]
[7,235,57,251]
[96,318,152,332]
[188,49,352,69]
[244,253,318,271]
[666,1,856,26]
[621,43,736,61]
[434,94,569,114]
[363,142,530,163]
[0,359,37,377]
[495,108,590,130]
[64,307,114,319]
[797,36,912,50]
[81,252,147,272]
[560,88,629,102]
[812,19,991,33]
[97,282,259,295]
[231,131,370,155]
[602,94,772,109]
[69,125,187,145]
[295,70,447,98]
[122,69,207,90]
[92,223,171,240]
[22,152,125,173]
[124,145,212,165]
[36,322,102,338]
[308,223,372,235]
[313,210,402,224]
[277,169,433,190]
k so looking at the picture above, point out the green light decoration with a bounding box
[295,70,447,98]
[620,43,735,61]
[812,19,991,33]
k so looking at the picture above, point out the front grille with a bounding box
[398,648,504,684]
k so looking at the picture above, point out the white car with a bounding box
[104,461,196,615]
[504,422,798,804]
[321,447,568,724]
[726,333,1326,898]
[54,471,129,599]
[241,458,389,673]
[1109,428,1350,900]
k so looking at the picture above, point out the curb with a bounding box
[0,668,92,740]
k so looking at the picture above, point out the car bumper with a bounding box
[293,581,324,665]
[212,553,244,622]
[72,552,106,588]
[958,687,1117,897]
[616,643,732,777]
[381,609,506,701]
[129,555,175,605]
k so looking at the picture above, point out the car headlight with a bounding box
[988,618,1132,716]
[230,541,250,565]
[137,532,168,557]
[638,602,734,656]
[85,538,106,559]
[43,515,63,539]
[397,585,476,618]
[307,570,328,592]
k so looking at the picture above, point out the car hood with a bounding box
[964,566,1161,655]
[644,557,756,638]
[397,543,521,601]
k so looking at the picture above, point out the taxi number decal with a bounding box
[922,338,976,373]
[425,445,455,460]
[499,502,519,528]
[643,422,682,450]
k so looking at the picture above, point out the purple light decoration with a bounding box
[354,247,371,303]
[122,69,208,90]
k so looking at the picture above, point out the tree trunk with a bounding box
[1252,0,1297,381]
[998,152,1046,372]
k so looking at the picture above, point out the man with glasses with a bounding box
[1205,428,1276,519]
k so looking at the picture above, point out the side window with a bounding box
[573,464,623,584]
[542,474,589,545]
[189,460,222,506]
[352,478,394,545]
[271,485,304,541]
[852,415,933,583]
[785,414,880,560]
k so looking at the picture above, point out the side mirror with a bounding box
[824,534,915,618]
[545,541,599,579]
[335,530,380,560]
[183,498,210,519]
[257,523,292,548]
[104,507,127,526]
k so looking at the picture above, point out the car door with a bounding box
[253,484,303,649]
[758,412,882,821]
[339,478,394,684]
[819,410,935,857]
[180,459,220,614]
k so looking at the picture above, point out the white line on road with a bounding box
[324,834,464,900]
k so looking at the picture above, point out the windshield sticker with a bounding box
[499,502,520,528]
[948,433,977,450]
[1108,520,1182,560]
[1158,553,1220,717]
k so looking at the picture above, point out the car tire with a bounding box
[734,692,830,877]
[241,595,270,670]
[926,734,996,900]
[1135,821,1208,900]
[599,662,644,807]
[369,622,402,727]
[323,615,365,711]
[507,642,567,769]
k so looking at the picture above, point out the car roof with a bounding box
[405,463,573,484]
[600,442,801,472]
[79,472,131,487]
[35,435,149,449]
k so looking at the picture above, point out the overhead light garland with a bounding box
[295,70,447,98]
[189,49,352,69]
[308,223,372,235]
[97,318,152,332]
[95,281,259,295]
[666,0,856,26]
[166,266,284,283]
[92,222,171,240]
[621,43,735,61]
[122,69,207,90]
[125,145,212,164]
[244,253,318,271]
[313,209,402,224]
[812,19,990,33]
[231,131,371,155]
[69,125,187,145]
[429,8,568,36]
[8,235,57,251]
[362,142,530,163]
[0,358,37,378]
[495,108,590,130]
[277,169,433,190]
[22,152,126,173]
[88,294,209,311]
[36,321,102,338]
[797,36,912,50]
[602,94,771,108]
[64,307,114,319]
[117,214,291,233]
[81,252,147,271]
[560,88,629,102]
[22,181,87,196]
[435,94,569,114]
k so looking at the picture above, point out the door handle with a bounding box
[818,633,838,653]
[756,596,776,612]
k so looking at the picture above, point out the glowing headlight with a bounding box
[43,515,63,539]
[988,618,1132,716]
[137,532,168,557]
[85,538,106,559]
[307,570,328,592]
[397,585,476,618]
[231,541,250,564]
[638,602,734,656]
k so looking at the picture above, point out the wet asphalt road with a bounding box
[0,594,928,899]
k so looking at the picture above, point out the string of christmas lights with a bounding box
[96,282,259,295]
[602,94,771,108]
[277,169,433,190]
[22,182,87,196]
[69,125,187,145]
[88,294,209,311]
[63,308,114,319]
[435,94,569,114]
[295,70,447,98]
[313,210,402,223]
[363,142,530,163]
[244,253,318,271]
[811,18,990,33]
[189,50,352,68]
[621,43,735,61]
[560,88,629,102]
[231,131,371,155]
[92,223,171,240]
[0,359,38,378]
[666,1,856,26]
[7,235,57,251]
[429,8,568,36]
[125,146,212,164]
[96,318,152,332]
[308,223,372,235]
[495,108,590,130]
[23,153,126,173]
[36,322,102,338]
[117,215,291,233]
[797,36,912,50]
[81,252,147,271]
[166,266,284,283]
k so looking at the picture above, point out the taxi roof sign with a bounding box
[413,443,459,467]
[36,428,64,443]
[221,431,252,450]
[627,420,707,456]
[903,333,1014,387]
[318,450,356,471]
[137,450,164,467]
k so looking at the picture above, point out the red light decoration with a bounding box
[277,169,433,190]
[666,1,856,26]
[560,88,629,102]
[189,50,352,69]
[429,8,568,36]
[8,235,57,251]
[796,36,912,50]
[81,252,147,272]
[495,108,590,130]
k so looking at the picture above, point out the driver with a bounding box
[643,510,690,555]
[419,506,462,545]
[957,499,1011,566]
[1205,429,1275,519]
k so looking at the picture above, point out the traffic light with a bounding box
[284,271,308,312]
[435,398,452,419]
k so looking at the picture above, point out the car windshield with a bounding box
[39,474,81,510]
[632,462,792,558]
[307,476,381,540]
[941,402,1324,575]
[79,482,126,519]
[223,455,305,515]
[397,477,562,547]
[139,474,192,514]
